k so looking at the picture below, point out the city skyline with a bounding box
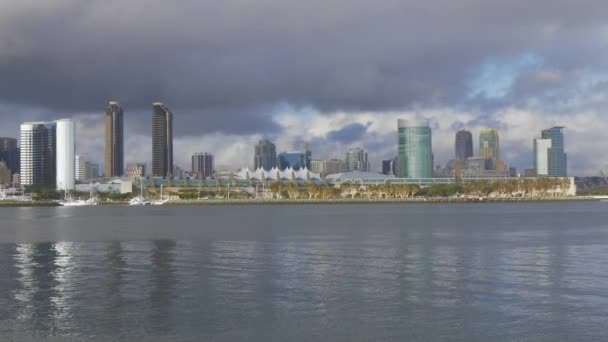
[1,3,606,341]
[3,111,573,182]
[4,114,573,178]
[1,105,587,175]
[0,2,606,175]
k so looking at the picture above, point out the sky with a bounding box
[1,0,607,175]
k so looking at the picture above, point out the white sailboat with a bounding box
[59,185,99,207]
[152,184,169,206]
[129,178,151,206]
[85,183,100,205]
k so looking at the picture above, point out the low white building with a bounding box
[75,179,132,194]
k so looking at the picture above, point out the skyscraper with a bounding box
[325,159,345,175]
[533,138,552,176]
[56,119,76,191]
[254,139,277,171]
[278,151,305,170]
[304,143,312,170]
[105,101,124,177]
[397,119,433,178]
[88,163,99,179]
[192,152,214,178]
[382,158,397,175]
[20,121,56,187]
[152,102,173,178]
[0,162,10,185]
[541,126,567,177]
[0,137,19,174]
[0,138,17,152]
[345,147,370,172]
[479,129,499,170]
[455,130,473,161]
[75,155,88,182]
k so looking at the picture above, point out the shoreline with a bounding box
[0,201,61,207]
[162,196,597,206]
[0,196,598,207]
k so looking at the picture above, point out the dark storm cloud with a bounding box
[123,105,282,136]
[1,0,608,135]
[327,122,371,143]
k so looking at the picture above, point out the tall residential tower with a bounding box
[192,152,214,178]
[455,130,473,161]
[56,119,76,191]
[20,122,56,187]
[105,101,124,177]
[152,103,173,178]
[254,139,277,171]
[0,137,19,174]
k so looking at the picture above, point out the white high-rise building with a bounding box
[56,119,76,190]
[20,121,56,187]
[75,155,87,182]
[533,138,552,176]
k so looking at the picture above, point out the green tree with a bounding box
[285,182,299,199]
[269,180,282,199]
[306,183,320,199]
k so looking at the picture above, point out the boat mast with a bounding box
[198,179,201,199]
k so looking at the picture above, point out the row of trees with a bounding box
[262,177,572,200]
[28,176,572,202]
[153,176,572,200]
[459,177,572,197]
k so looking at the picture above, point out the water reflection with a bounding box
[13,243,59,334]
[102,241,126,331]
[148,239,176,334]
[1,203,608,341]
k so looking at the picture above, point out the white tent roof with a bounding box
[235,167,321,181]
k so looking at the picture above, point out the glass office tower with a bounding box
[397,119,433,178]
[541,126,567,177]
[479,129,499,170]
